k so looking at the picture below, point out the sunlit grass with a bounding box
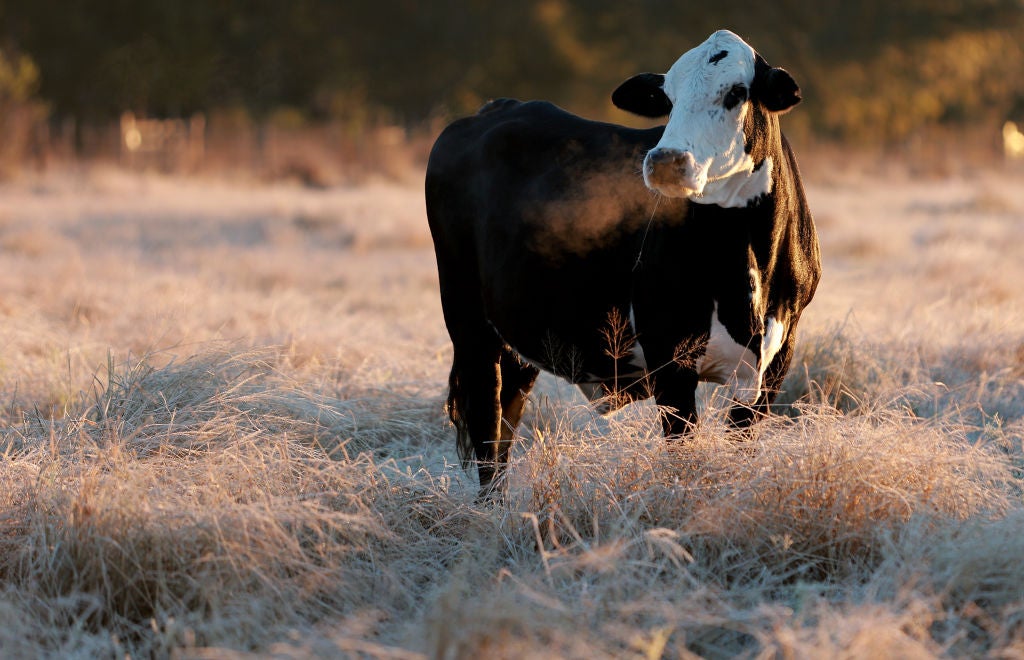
[0,163,1023,657]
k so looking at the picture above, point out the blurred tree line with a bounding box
[0,0,1022,144]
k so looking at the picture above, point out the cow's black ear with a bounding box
[752,60,801,113]
[612,73,672,118]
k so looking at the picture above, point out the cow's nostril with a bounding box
[647,148,693,174]
[648,148,681,166]
[643,148,704,195]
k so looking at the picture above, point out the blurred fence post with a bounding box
[120,111,205,172]
[1003,121,1024,163]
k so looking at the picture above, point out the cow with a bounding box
[425,30,821,492]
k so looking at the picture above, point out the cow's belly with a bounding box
[490,301,649,414]
[482,255,637,385]
[499,325,648,386]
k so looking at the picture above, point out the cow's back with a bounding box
[425,100,678,379]
[427,99,662,241]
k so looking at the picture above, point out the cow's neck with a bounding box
[689,156,774,209]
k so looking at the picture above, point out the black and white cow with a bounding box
[425,30,821,491]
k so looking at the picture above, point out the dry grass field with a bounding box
[1,154,1023,658]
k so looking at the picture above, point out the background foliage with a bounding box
[0,1,1022,143]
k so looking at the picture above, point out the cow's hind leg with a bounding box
[496,348,540,465]
[447,344,539,494]
[445,332,506,492]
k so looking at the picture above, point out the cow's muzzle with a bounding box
[643,147,707,198]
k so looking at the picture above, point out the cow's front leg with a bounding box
[651,367,700,436]
[729,325,797,427]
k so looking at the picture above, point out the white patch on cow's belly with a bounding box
[697,305,786,405]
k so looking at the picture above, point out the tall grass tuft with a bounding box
[0,349,450,656]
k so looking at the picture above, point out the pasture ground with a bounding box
[1,158,1024,658]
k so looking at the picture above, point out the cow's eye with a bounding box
[723,84,748,110]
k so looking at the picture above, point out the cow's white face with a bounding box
[652,31,757,199]
[612,30,801,206]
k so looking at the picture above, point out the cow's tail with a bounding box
[445,363,474,470]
